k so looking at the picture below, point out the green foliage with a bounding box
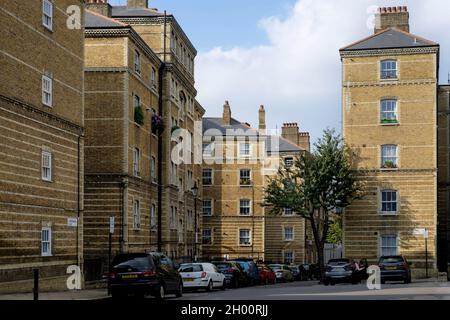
[263,129,362,274]
[134,105,144,125]
[326,217,342,244]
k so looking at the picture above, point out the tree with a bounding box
[326,214,342,244]
[263,129,361,281]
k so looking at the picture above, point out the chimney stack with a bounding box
[374,6,410,34]
[86,0,112,17]
[223,101,231,126]
[127,0,149,8]
[258,105,266,132]
[281,123,310,152]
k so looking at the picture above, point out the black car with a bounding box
[107,252,183,299]
[289,265,302,281]
[234,259,260,286]
[379,255,412,284]
[212,261,247,288]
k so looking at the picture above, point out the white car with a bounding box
[179,263,226,291]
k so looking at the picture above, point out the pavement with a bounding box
[1,279,450,300]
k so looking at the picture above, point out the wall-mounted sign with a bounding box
[67,218,78,227]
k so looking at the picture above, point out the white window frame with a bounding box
[150,156,156,181]
[41,151,52,182]
[202,228,212,245]
[239,199,251,216]
[283,251,294,264]
[239,169,252,186]
[381,145,398,169]
[41,227,52,256]
[150,204,156,230]
[202,199,213,216]
[284,226,294,241]
[134,50,141,75]
[42,0,53,31]
[239,143,251,157]
[151,67,156,85]
[380,60,398,80]
[381,99,398,123]
[380,190,399,215]
[203,142,214,157]
[42,75,53,107]
[380,234,398,256]
[239,229,252,246]
[133,147,140,177]
[202,168,213,185]
[133,199,141,230]
[284,157,294,168]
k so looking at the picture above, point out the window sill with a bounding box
[240,185,253,188]
[380,122,400,126]
[380,168,399,172]
[380,78,398,82]
[239,244,252,247]
[379,212,398,216]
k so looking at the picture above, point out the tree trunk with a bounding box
[308,212,326,282]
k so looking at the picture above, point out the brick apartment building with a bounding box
[83,0,204,279]
[201,102,312,264]
[0,0,85,293]
[341,6,450,277]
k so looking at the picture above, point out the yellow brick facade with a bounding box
[340,10,441,277]
[0,0,84,293]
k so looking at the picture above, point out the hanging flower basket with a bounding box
[151,114,165,134]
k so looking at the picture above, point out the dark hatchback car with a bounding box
[234,259,260,286]
[379,255,412,284]
[212,261,247,288]
[108,252,183,299]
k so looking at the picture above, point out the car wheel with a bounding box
[111,290,126,300]
[154,284,166,300]
[221,280,226,291]
[206,280,213,292]
[175,281,183,298]
[234,278,239,288]
[381,280,386,285]
[330,280,336,286]
[323,280,329,286]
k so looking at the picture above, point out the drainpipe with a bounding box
[157,11,167,252]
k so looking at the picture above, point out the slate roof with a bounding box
[203,118,303,153]
[341,28,438,51]
[111,6,166,18]
[85,10,128,28]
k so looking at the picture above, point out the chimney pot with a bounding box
[375,6,410,34]
[258,105,266,131]
[223,101,231,126]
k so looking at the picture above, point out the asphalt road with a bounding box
[174,280,450,300]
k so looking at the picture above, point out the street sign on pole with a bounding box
[109,217,115,234]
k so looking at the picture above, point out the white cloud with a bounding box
[196,0,450,143]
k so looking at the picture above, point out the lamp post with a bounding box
[191,182,199,262]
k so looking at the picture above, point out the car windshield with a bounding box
[112,255,153,272]
[214,263,231,270]
[269,265,281,271]
[179,264,203,272]
[236,262,249,271]
[380,256,404,263]
[328,259,350,265]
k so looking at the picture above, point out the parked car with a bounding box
[212,261,247,288]
[268,264,294,283]
[324,258,368,286]
[234,259,260,286]
[178,263,225,291]
[379,255,412,284]
[289,265,302,281]
[107,252,183,299]
[257,264,276,285]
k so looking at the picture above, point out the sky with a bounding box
[109,0,450,144]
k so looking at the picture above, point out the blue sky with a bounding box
[110,0,297,51]
[108,0,450,144]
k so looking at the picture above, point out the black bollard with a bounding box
[33,269,39,301]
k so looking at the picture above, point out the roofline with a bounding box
[340,27,438,52]
[84,24,162,67]
[85,9,129,27]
